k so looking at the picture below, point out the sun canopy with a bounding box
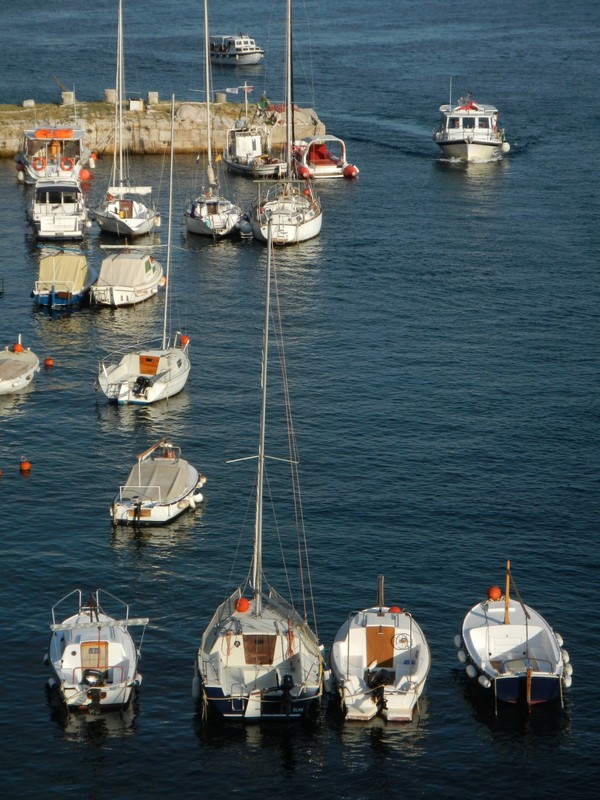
[38,254,92,292]
[97,252,158,287]
[122,458,194,503]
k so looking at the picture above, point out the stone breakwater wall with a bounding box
[0,100,325,158]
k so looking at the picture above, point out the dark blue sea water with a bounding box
[1,1,598,798]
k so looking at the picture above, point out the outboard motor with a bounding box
[281,673,295,715]
[132,375,151,397]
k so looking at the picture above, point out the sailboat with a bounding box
[249,0,322,245]
[193,219,323,720]
[94,0,159,238]
[183,0,242,239]
[97,97,191,405]
[455,560,571,710]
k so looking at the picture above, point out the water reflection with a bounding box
[95,389,192,436]
[47,689,139,743]
[110,502,205,553]
[0,387,34,419]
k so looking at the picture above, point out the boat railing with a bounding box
[500,656,555,675]
[51,589,83,626]
[34,279,76,294]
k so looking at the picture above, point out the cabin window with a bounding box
[449,118,460,129]
[243,634,277,665]
[463,118,475,129]
[479,118,490,129]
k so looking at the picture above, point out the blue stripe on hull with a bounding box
[494,675,561,705]
[204,686,319,720]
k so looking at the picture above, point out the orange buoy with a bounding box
[13,342,24,353]
[389,605,402,613]
[180,334,190,347]
[44,357,54,368]
[20,457,32,473]
[235,597,250,613]
[303,187,311,196]
[79,168,90,181]
[487,586,502,601]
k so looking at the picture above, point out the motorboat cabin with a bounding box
[209,34,264,65]
[16,127,93,184]
[29,178,90,239]
[433,97,510,162]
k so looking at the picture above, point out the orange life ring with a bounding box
[61,157,75,171]
[32,157,46,171]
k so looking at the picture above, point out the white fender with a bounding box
[457,649,467,663]
[564,662,573,677]
[554,631,564,647]
[466,664,477,679]
[478,675,491,689]
[561,648,570,665]
[453,634,462,648]
[192,673,201,701]
[562,674,572,689]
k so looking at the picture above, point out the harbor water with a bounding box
[0,0,598,797]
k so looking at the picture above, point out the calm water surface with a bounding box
[0,1,598,798]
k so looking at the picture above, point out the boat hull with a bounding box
[494,673,562,705]
[97,344,190,405]
[201,683,320,720]
[0,345,40,395]
[436,140,503,162]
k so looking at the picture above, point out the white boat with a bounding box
[94,0,159,237]
[433,93,510,162]
[0,335,40,395]
[45,589,148,712]
[91,248,164,308]
[33,251,97,309]
[330,576,431,722]
[97,97,191,405]
[294,135,359,180]
[111,438,207,525]
[193,220,323,721]
[28,178,91,240]
[222,84,287,178]
[249,0,322,245]
[15,127,94,185]
[209,34,264,66]
[455,561,571,710]
[184,1,242,239]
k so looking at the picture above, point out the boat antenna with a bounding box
[162,95,175,350]
[449,76,452,107]
[252,216,273,616]
[376,575,385,614]
[504,559,510,623]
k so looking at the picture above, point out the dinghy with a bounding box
[0,335,40,395]
[455,560,572,710]
[111,438,206,525]
[330,576,431,722]
[45,589,148,712]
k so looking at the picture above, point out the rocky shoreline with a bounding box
[0,97,325,158]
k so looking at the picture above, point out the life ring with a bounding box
[393,634,410,650]
[106,193,114,201]
[61,157,75,171]
[32,156,46,171]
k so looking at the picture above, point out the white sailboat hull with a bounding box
[0,342,40,395]
[97,342,190,405]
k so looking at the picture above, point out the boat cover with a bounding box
[38,254,92,292]
[97,253,156,287]
[122,458,193,502]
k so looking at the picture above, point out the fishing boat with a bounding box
[91,247,164,308]
[455,561,572,710]
[293,135,359,180]
[15,127,94,185]
[209,34,264,66]
[183,1,242,239]
[97,97,191,405]
[193,219,323,720]
[433,93,510,162]
[32,251,96,309]
[0,335,40,395]
[111,438,206,525]
[222,85,287,179]
[330,576,431,722]
[94,0,159,237]
[45,589,148,712]
[249,1,322,245]
[28,178,91,240]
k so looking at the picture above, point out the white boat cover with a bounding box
[122,458,193,502]
[97,252,156,286]
[38,253,93,293]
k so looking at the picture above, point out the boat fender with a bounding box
[562,674,572,689]
[478,675,491,689]
[192,673,201,701]
[564,662,573,677]
[453,634,463,648]
[43,653,49,666]
[189,495,196,510]
[457,649,467,663]
[561,648,570,664]
[501,141,511,153]
[47,678,57,690]
[554,632,564,647]
[465,664,477,679]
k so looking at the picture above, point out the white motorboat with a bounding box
[0,335,40,395]
[94,0,159,237]
[97,97,191,405]
[111,438,206,525]
[45,589,148,712]
[193,220,323,721]
[184,1,242,239]
[91,248,164,308]
[433,93,510,162]
[249,0,322,245]
[330,576,431,722]
[33,251,97,309]
[209,34,264,66]
[455,561,571,711]
[15,127,94,185]
[222,84,287,178]
[28,178,91,239]
[294,135,359,180]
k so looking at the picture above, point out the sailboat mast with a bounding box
[204,0,213,171]
[162,96,175,350]
[285,0,293,172]
[252,220,273,614]
[117,0,124,187]
[504,559,511,624]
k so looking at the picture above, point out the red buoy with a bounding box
[13,342,23,353]
[79,168,90,182]
[180,334,190,347]
[389,605,402,613]
[235,597,250,613]
[20,457,32,473]
[487,586,502,601]
[343,164,359,179]
[297,165,311,180]
[44,357,54,368]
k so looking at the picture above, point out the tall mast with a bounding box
[252,219,273,614]
[285,0,292,172]
[203,0,214,182]
[162,96,175,349]
[504,559,511,624]
[117,0,124,186]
